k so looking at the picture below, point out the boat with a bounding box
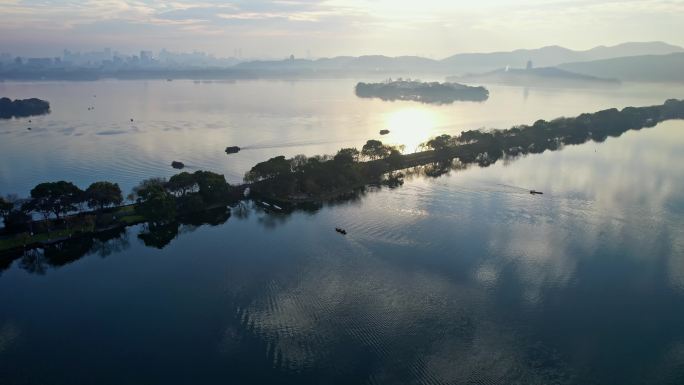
[335,228,347,235]
[171,161,185,169]
[225,146,241,154]
[379,129,390,135]
[272,204,283,210]
[529,190,543,195]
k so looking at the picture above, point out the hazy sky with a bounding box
[1,0,682,58]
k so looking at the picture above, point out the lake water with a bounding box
[1,79,684,384]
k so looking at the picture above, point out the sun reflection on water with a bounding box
[383,107,443,153]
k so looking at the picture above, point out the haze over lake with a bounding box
[1,79,684,384]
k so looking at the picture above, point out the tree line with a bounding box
[0,170,236,235]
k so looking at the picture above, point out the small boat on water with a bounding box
[272,204,283,211]
[529,190,543,195]
[171,161,185,169]
[379,129,390,135]
[225,146,241,154]
[335,228,347,235]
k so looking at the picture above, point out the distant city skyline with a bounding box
[1,1,683,59]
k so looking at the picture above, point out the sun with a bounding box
[384,107,443,153]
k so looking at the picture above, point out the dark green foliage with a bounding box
[0,197,12,220]
[424,99,684,168]
[3,209,31,232]
[334,148,360,164]
[0,97,50,119]
[386,149,405,168]
[245,155,292,182]
[85,181,123,210]
[192,171,232,203]
[167,172,197,197]
[425,134,454,152]
[361,140,392,160]
[27,181,84,220]
[355,80,489,104]
[134,184,176,224]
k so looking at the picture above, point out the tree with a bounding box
[334,148,360,164]
[28,181,84,221]
[0,197,12,221]
[193,171,231,203]
[134,184,176,225]
[244,156,292,182]
[425,134,454,152]
[361,140,392,160]
[167,172,197,197]
[85,181,123,211]
[130,178,167,201]
[386,148,404,168]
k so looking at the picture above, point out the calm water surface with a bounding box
[0,80,683,384]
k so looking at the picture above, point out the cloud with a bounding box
[0,0,681,57]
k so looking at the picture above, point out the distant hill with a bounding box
[558,53,684,82]
[451,67,620,88]
[233,42,682,76]
[440,42,683,73]
[235,55,442,73]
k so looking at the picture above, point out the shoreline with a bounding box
[3,99,683,255]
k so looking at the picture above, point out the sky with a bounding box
[0,0,682,59]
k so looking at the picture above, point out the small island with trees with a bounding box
[355,79,489,104]
[1,99,683,255]
[0,97,50,119]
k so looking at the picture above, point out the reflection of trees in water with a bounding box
[138,222,180,249]
[137,206,232,249]
[13,227,131,274]
[19,249,49,275]
[90,228,130,258]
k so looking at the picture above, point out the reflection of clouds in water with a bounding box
[221,237,577,383]
[455,121,684,292]
[222,121,684,382]
[667,230,684,292]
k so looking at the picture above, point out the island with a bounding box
[2,99,683,255]
[0,97,50,119]
[355,80,489,104]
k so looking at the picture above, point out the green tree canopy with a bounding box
[193,171,231,203]
[334,148,360,164]
[167,172,197,197]
[134,184,176,225]
[85,181,123,210]
[28,181,84,220]
[361,140,392,160]
[244,155,292,182]
[0,197,12,219]
[425,134,454,152]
